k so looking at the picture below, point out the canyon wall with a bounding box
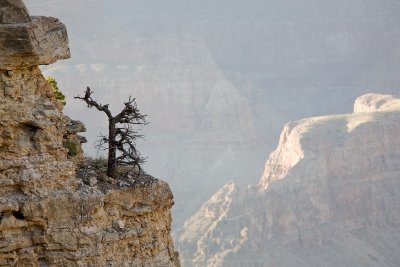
[178,93,400,266]
[0,1,179,266]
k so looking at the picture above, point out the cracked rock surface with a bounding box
[0,0,30,24]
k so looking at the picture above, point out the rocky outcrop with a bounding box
[0,0,30,24]
[0,0,69,70]
[353,93,400,113]
[0,2,179,266]
[177,93,400,267]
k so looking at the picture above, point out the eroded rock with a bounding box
[0,16,70,70]
[0,1,179,266]
[0,1,70,70]
[0,0,30,24]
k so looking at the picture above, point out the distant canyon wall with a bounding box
[178,93,400,267]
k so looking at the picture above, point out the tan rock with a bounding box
[0,0,69,71]
[0,1,180,266]
[0,0,30,24]
[0,16,70,70]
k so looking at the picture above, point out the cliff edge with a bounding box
[0,1,180,266]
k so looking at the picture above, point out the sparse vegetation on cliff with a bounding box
[63,139,78,156]
[47,76,66,106]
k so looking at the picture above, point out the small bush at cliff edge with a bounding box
[63,139,78,156]
[47,76,66,106]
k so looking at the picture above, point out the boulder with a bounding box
[0,1,70,70]
[0,0,30,24]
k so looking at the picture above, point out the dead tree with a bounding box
[75,87,148,178]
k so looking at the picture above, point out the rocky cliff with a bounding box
[0,1,180,266]
[177,93,400,267]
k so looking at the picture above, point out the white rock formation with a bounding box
[178,93,400,267]
[353,93,400,113]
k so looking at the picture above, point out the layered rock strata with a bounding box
[178,93,400,267]
[0,2,179,266]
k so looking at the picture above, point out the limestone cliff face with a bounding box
[177,93,400,267]
[0,2,180,266]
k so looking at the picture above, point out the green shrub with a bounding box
[47,76,66,106]
[86,156,107,169]
[63,139,78,156]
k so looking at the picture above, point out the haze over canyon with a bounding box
[23,1,400,266]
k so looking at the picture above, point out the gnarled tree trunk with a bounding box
[75,87,147,178]
[107,118,117,177]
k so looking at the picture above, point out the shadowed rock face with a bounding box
[0,0,30,24]
[0,0,69,70]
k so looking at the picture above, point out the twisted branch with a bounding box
[75,87,148,178]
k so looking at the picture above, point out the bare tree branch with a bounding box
[75,87,148,178]
[74,87,113,119]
